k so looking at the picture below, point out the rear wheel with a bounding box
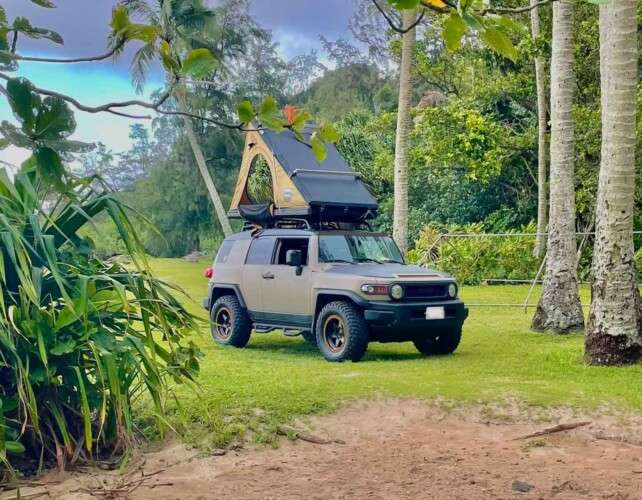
[413,326,462,355]
[315,301,368,362]
[210,295,252,347]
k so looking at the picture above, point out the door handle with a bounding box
[262,272,275,280]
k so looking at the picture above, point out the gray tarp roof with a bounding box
[260,126,378,210]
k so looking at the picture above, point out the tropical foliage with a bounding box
[0,78,200,475]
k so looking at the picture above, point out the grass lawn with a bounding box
[147,258,642,451]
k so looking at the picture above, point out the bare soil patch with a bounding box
[8,399,642,500]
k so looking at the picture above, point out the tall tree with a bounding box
[585,0,641,364]
[531,0,584,333]
[178,92,233,236]
[392,8,417,255]
[530,0,548,258]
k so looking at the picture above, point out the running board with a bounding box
[253,324,304,337]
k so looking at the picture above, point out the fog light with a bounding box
[390,284,404,300]
[448,283,457,298]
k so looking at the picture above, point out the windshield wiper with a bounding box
[380,258,404,264]
[325,259,354,264]
[355,257,384,264]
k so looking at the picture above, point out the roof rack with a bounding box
[274,218,312,230]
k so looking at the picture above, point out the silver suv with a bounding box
[203,228,468,362]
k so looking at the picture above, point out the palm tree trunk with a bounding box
[531,0,584,333]
[177,95,233,237]
[585,0,641,365]
[392,9,416,255]
[530,0,548,258]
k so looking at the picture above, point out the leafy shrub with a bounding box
[409,222,542,285]
[0,78,200,476]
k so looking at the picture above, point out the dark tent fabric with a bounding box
[259,126,378,213]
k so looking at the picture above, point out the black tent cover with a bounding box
[244,125,378,223]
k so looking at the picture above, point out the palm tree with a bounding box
[530,0,548,258]
[392,8,417,255]
[531,0,584,333]
[585,0,641,365]
[127,0,233,236]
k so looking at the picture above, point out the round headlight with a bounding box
[448,283,458,298]
[390,284,404,300]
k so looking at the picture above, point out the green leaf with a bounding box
[29,0,56,7]
[159,41,180,74]
[318,123,339,144]
[181,48,217,79]
[259,96,278,116]
[12,17,63,44]
[6,78,40,133]
[258,96,284,131]
[124,24,158,43]
[291,110,311,134]
[110,5,130,33]
[5,441,25,455]
[34,147,66,189]
[480,28,517,62]
[443,13,467,52]
[387,0,421,9]
[310,133,327,162]
[237,100,254,123]
[35,96,76,140]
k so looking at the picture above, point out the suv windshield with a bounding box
[319,234,404,264]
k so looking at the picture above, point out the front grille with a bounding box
[403,283,448,301]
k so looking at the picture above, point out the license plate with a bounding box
[425,306,445,320]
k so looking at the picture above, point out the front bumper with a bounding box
[361,298,469,342]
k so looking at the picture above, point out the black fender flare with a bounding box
[208,284,248,310]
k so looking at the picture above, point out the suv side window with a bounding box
[245,237,276,265]
[275,238,309,265]
[215,241,234,264]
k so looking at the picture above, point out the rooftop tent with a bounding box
[229,124,378,224]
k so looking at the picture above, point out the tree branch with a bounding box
[370,0,427,33]
[1,39,125,64]
[0,72,260,131]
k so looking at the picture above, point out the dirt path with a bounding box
[11,399,642,499]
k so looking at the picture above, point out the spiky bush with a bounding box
[0,78,200,476]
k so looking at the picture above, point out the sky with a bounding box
[0,0,357,172]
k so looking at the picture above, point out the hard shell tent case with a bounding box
[229,125,378,225]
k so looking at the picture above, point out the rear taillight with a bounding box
[204,267,214,279]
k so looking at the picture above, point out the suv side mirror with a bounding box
[285,249,303,268]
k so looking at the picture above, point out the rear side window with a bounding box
[215,241,234,264]
[246,237,276,265]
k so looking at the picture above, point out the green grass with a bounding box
[148,258,642,450]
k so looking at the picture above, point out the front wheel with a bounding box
[210,295,252,347]
[315,301,369,362]
[413,326,462,355]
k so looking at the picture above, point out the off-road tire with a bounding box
[413,326,462,355]
[301,330,316,344]
[210,295,252,347]
[315,301,368,362]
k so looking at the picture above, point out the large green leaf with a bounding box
[34,147,66,189]
[12,17,63,44]
[34,96,76,140]
[6,78,40,133]
[237,100,254,123]
[443,12,467,52]
[310,133,327,162]
[181,48,217,78]
[29,0,56,7]
[479,28,517,62]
